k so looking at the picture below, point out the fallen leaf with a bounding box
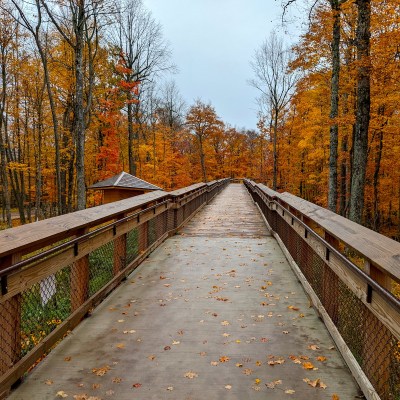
[199,352,207,356]
[123,330,136,334]
[285,389,295,394]
[116,343,125,349]
[184,371,198,379]
[332,394,340,400]
[105,390,114,395]
[210,361,218,366]
[172,341,180,345]
[243,368,253,375]
[221,320,230,326]
[92,383,101,389]
[316,356,327,362]
[117,320,124,323]
[235,363,243,367]
[164,346,171,351]
[132,383,142,388]
[92,365,110,376]
[282,331,289,334]
[288,305,299,311]
[308,345,320,351]
[225,385,232,390]
[260,337,269,342]
[255,378,261,385]
[265,379,282,389]
[64,356,71,362]
[112,377,122,383]
[56,391,68,398]
[303,362,315,370]
[235,339,241,343]
[148,355,156,361]
[303,378,327,389]
[167,386,174,391]
[222,333,230,337]
[219,356,230,363]
[255,361,262,366]
[44,380,53,385]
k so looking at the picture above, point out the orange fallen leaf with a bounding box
[255,378,261,385]
[316,356,327,362]
[112,377,122,383]
[332,395,340,400]
[303,362,315,370]
[308,344,320,351]
[219,356,230,363]
[56,392,68,398]
[44,380,53,385]
[132,383,142,388]
[288,305,299,311]
[116,343,125,349]
[64,356,71,362]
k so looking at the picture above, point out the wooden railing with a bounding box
[0,178,230,396]
[244,179,400,400]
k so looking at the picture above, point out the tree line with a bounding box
[0,0,269,227]
[253,0,400,239]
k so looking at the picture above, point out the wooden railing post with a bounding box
[71,229,90,312]
[323,232,339,324]
[0,254,21,380]
[113,214,127,275]
[138,206,149,254]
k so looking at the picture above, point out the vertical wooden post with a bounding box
[70,229,89,312]
[323,232,339,324]
[138,206,149,254]
[113,214,127,275]
[0,254,22,379]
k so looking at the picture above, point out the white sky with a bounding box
[143,0,300,131]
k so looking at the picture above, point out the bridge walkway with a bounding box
[8,184,361,399]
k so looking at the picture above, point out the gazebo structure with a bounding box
[88,171,162,204]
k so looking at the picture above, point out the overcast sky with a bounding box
[143,0,299,131]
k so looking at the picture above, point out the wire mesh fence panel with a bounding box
[20,267,72,357]
[126,228,139,265]
[88,241,114,297]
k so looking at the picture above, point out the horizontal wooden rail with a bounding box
[0,178,230,396]
[244,179,400,400]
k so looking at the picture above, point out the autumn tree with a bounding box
[109,0,173,176]
[186,100,224,183]
[250,32,297,190]
[40,0,110,210]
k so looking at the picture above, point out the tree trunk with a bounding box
[328,0,341,212]
[199,135,207,182]
[272,109,278,191]
[349,0,371,224]
[372,127,384,231]
[127,99,136,175]
[75,8,86,211]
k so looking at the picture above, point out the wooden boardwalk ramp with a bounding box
[8,184,361,399]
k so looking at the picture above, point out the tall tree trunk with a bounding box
[328,0,341,212]
[199,135,207,182]
[75,7,86,211]
[272,109,278,191]
[127,98,136,175]
[372,126,384,231]
[349,0,371,224]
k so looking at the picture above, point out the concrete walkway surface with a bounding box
[8,184,362,400]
